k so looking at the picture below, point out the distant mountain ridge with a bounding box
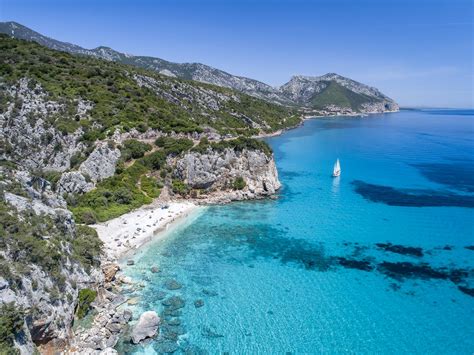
[0,21,398,113]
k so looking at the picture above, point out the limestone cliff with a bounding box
[174,147,281,201]
[0,167,103,352]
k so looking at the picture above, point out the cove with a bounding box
[119,109,474,354]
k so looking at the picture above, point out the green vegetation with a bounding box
[71,136,198,221]
[172,180,189,196]
[0,303,23,353]
[0,167,103,301]
[71,161,153,223]
[120,139,152,161]
[0,35,299,137]
[193,137,273,156]
[233,176,246,190]
[310,81,380,111]
[72,226,103,271]
[76,288,97,319]
[154,136,194,155]
[0,198,102,288]
[140,175,162,198]
[142,151,166,170]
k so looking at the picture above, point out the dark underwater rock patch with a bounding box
[155,340,179,353]
[411,162,474,193]
[376,243,423,257]
[378,262,471,285]
[167,318,181,326]
[457,286,474,297]
[378,262,448,280]
[447,269,470,284]
[337,257,373,271]
[201,325,224,338]
[155,291,167,300]
[194,299,204,308]
[164,279,182,290]
[352,180,474,208]
[162,296,185,311]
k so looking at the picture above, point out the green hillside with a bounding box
[310,80,381,111]
[0,35,300,137]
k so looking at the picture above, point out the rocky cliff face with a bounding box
[0,167,103,352]
[0,78,86,172]
[174,148,281,201]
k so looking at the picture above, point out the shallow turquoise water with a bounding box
[120,110,474,354]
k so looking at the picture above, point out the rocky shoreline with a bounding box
[66,182,282,353]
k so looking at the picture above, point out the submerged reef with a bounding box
[352,180,474,208]
[376,243,424,257]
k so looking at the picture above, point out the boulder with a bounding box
[79,144,121,182]
[102,263,120,283]
[131,311,160,344]
[164,279,182,290]
[56,171,94,195]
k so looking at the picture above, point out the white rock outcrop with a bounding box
[57,171,94,195]
[79,144,121,182]
[131,311,160,344]
[174,148,281,199]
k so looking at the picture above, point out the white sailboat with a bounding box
[332,159,341,177]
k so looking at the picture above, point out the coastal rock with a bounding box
[56,171,94,195]
[102,263,120,283]
[174,147,281,199]
[131,311,160,344]
[79,143,121,182]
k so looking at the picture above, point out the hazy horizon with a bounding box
[1,0,472,108]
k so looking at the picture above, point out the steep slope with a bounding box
[0,166,103,352]
[0,21,286,104]
[0,21,399,113]
[0,34,298,143]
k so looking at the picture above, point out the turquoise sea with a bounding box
[119,109,474,354]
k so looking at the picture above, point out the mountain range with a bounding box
[0,21,398,114]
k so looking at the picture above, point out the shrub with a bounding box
[79,209,97,225]
[121,139,151,160]
[69,152,84,169]
[140,176,161,198]
[142,151,166,170]
[154,137,193,155]
[192,137,272,156]
[113,187,133,204]
[0,303,24,351]
[72,225,103,270]
[76,288,97,319]
[233,176,246,190]
[172,179,188,195]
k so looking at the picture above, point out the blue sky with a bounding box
[1,0,472,108]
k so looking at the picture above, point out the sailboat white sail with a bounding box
[332,159,341,177]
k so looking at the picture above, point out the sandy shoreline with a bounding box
[92,201,198,261]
